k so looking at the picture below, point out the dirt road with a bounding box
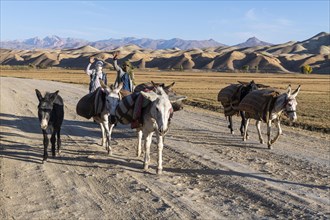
[1,77,329,219]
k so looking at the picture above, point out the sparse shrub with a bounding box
[242,65,249,73]
[301,65,313,74]
[37,64,48,69]
[28,63,36,69]
[180,64,184,72]
[254,65,259,73]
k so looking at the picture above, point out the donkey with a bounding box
[105,83,185,174]
[35,89,64,162]
[218,80,266,135]
[134,82,186,158]
[95,83,123,155]
[238,85,301,149]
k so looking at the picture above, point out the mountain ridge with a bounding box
[1,35,276,50]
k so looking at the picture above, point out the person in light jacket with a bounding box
[86,57,107,93]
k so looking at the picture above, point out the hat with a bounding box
[95,61,104,67]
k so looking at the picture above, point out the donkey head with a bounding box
[100,81,123,116]
[151,81,187,111]
[238,80,259,100]
[284,85,301,121]
[36,89,59,130]
[141,87,173,136]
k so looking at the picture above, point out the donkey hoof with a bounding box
[143,164,149,171]
[231,131,235,135]
[156,169,163,175]
[268,144,272,149]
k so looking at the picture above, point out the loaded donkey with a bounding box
[218,80,267,135]
[104,81,186,174]
[76,84,123,155]
[238,85,301,149]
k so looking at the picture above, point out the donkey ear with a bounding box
[290,85,301,98]
[256,83,269,88]
[286,84,292,95]
[169,95,187,103]
[49,90,59,103]
[141,91,158,102]
[238,81,249,85]
[35,89,43,101]
[164,82,175,90]
[151,81,157,87]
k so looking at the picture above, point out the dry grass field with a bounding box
[1,68,329,132]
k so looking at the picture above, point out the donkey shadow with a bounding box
[169,127,266,150]
[164,167,330,190]
[0,113,100,138]
[0,112,135,140]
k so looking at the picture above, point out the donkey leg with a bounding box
[99,122,106,148]
[243,119,250,141]
[42,130,49,162]
[106,122,115,155]
[267,121,272,149]
[102,121,112,155]
[239,112,244,136]
[228,116,234,134]
[256,121,264,144]
[136,129,143,157]
[50,132,56,157]
[57,129,62,155]
[270,119,282,146]
[156,134,164,174]
[143,132,153,171]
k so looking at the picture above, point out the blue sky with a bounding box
[1,1,329,45]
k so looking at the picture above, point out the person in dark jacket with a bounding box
[112,51,134,95]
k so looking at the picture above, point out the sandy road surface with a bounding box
[0,77,329,219]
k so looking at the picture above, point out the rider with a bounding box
[86,57,107,93]
[112,51,135,96]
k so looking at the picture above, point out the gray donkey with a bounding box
[239,85,301,149]
[36,89,64,162]
[104,82,185,174]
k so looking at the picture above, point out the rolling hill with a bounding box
[0,32,329,73]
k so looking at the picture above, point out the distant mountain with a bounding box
[0,35,89,50]
[0,36,226,50]
[234,37,273,48]
[0,35,277,50]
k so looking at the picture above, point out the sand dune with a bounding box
[1,33,329,73]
